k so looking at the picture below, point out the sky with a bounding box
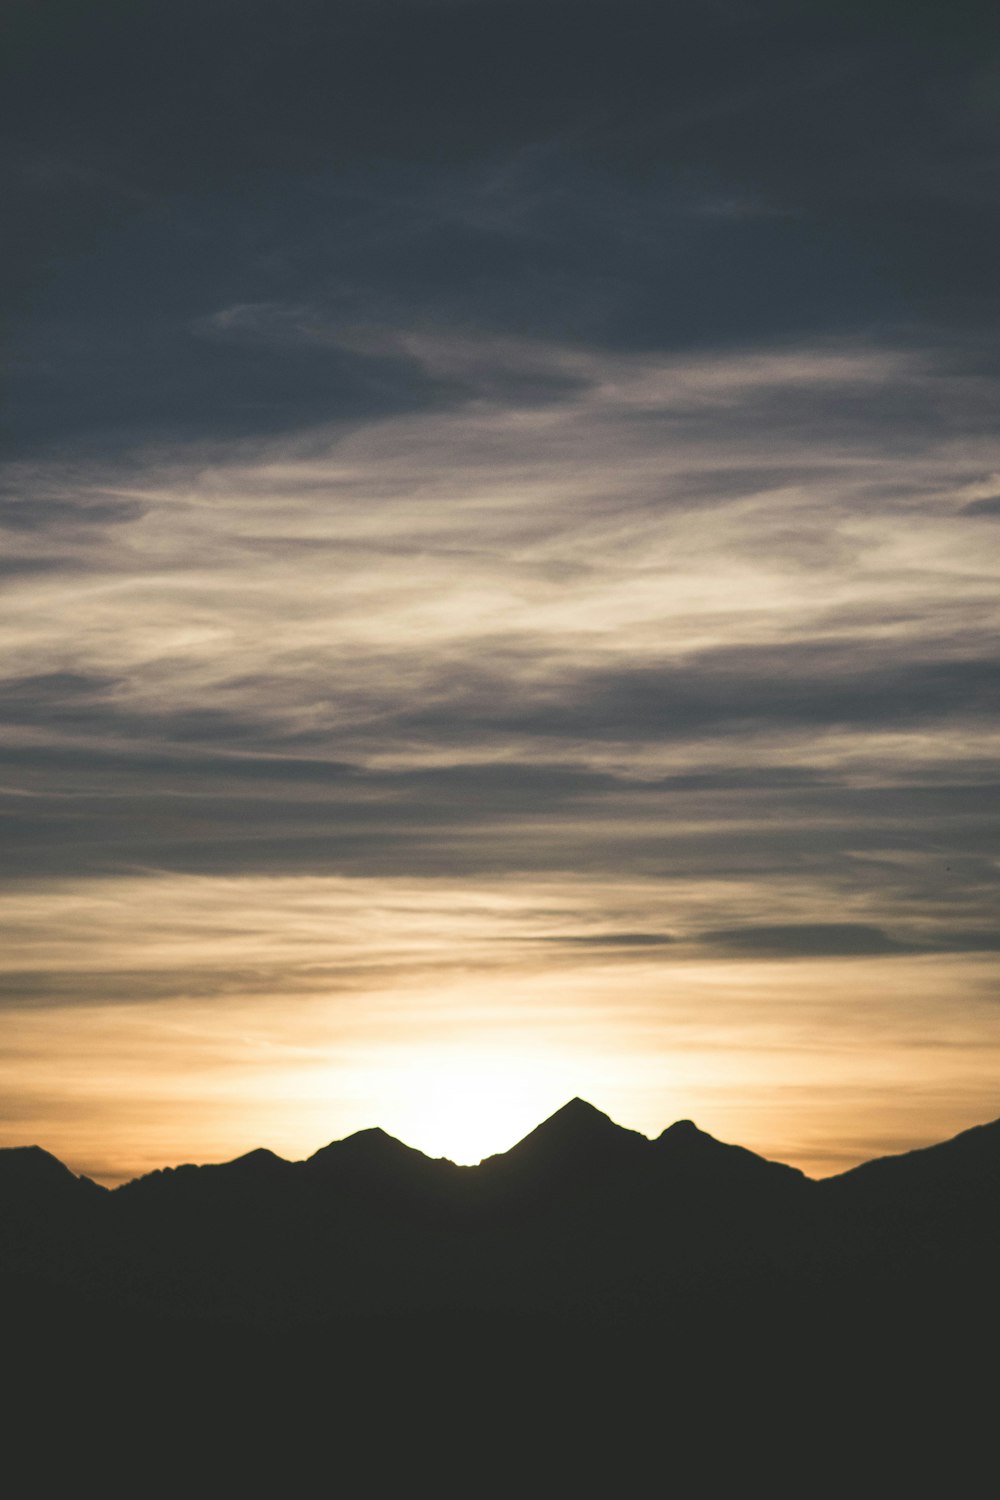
[2,0,999,1183]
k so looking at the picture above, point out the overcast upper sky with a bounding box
[2,0,999,1179]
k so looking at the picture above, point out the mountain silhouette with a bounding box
[4,1101,997,1324]
[652,1117,808,1194]
[307,1124,429,1171]
[826,1113,1000,1194]
[477,1098,649,1204]
[305,1125,461,1191]
[0,1144,104,1206]
[490,1096,647,1163]
[222,1145,290,1175]
[4,1103,997,1492]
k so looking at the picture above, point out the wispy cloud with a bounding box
[4,0,1000,1181]
[2,335,997,915]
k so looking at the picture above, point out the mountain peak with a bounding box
[224,1147,289,1173]
[522,1097,633,1143]
[655,1119,745,1153]
[310,1125,390,1157]
[0,1144,73,1178]
[302,1126,460,1201]
[553,1096,615,1125]
[654,1119,806,1189]
[305,1126,439,1174]
[659,1119,708,1141]
[337,1126,415,1155]
[0,1144,104,1199]
[486,1098,648,1173]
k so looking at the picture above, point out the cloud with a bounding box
[699,923,1000,959]
[536,932,677,948]
[0,335,997,917]
[0,490,146,533]
[3,2,1000,1176]
[700,924,911,958]
[396,648,1000,747]
[962,495,1000,516]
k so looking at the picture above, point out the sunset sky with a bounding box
[2,1,998,1183]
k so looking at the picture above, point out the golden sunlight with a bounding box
[341,1041,607,1163]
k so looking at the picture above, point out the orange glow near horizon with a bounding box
[2,871,997,1185]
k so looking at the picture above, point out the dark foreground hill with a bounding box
[3,1101,998,1491]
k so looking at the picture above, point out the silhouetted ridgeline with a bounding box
[4,1101,997,1488]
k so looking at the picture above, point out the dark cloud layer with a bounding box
[4,1,1000,453]
[4,627,999,750]
[700,924,1000,958]
[963,495,1000,517]
[397,648,1000,743]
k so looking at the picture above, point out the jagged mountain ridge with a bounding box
[2,1100,998,1331]
[0,1096,808,1201]
[2,1095,995,1198]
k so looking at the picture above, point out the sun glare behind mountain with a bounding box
[349,1043,612,1164]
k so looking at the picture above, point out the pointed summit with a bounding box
[541,1097,620,1134]
[485,1098,648,1175]
[563,1097,604,1114]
